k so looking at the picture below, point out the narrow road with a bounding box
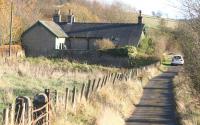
[126,67,179,125]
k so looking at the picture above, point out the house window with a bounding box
[56,44,59,50]
[56,43,67,50]
[55,38,66,50]
[59,43,62,49]
[56,43,66,50]
[56,42,66,50]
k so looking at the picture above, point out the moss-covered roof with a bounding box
[39,21,68,38]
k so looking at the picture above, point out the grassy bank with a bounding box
[0,57,119,121]
[0,56,160,124]
[0,57,118,95]
[52,65,160,125]
[173,71,200,125]
[53,80,143,125]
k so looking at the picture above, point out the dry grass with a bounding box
[52,80,143,125]
[143,16,178,29]
[95,39,115,50]
[0,56,160,124]
[0,57,119,118]
[96,108,125,125]
[173,71,200,125]
[0,45,24,57]
[52,66,160,125]
[0,57,118,85]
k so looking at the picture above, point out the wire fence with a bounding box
[1,62,160,125]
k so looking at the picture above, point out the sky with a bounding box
[90,0,182,19]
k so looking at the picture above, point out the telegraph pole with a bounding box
[9,0,13,57]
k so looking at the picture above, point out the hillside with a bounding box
[143,16,178,29]
[0,0,178,44]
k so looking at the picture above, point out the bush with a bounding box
[99,46,137,58]
[95,39,115,49]
[129,56,159,67]
[138,37,155,55]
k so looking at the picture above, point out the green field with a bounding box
[143,16,178,29]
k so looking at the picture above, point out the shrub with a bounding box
[138,37,155,55]
[99,46,137,58]
[129,56,159,67]
[95,39,115,49]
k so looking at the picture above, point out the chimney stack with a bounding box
[67,9,75,24]
[138,10,143,24]
[53,10,62,23]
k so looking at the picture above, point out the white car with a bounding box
[171,55,184,65]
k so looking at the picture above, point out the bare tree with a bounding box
[176,0,200,91]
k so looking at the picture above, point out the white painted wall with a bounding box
[55,37,66,50]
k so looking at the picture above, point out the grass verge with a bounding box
[173,71,200,125]
[0,57,119,121]
[51,65,160,125]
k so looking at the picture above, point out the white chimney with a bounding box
[67,9,75,24]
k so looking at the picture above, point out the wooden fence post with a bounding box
[118,74,121,80]
[85,80,91,101]
[72,87,76,109]
[124,73,127,81]
[101,77,105,88]
[55,90,58,108]
[136,68,138,76]
[14,96,32,125]
[44,89,50,125]
[21,103,25,125]
[9,104,15,125]
[80,84,85,101]
[119,74,122,81]
[33,93,49,125]
[3,108,9,125]
[133,69,136,78]
[108,73,111,83]
[104,76,108,86]
[129,70,132,80]
[65,88,69,110]
[26,97,32,125]
[113,73,117,85]
[91,79,96,92]
[130,69,133,79]
[96,78,101,91]
[9,103,15,125]
[107,73,110,82]
[109,73,113,82]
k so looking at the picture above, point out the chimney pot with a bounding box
[57,9,61,15]
[138,10,143,24]
[53,9,62,23]
[66,10,75,24]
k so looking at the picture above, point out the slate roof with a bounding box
[58,22,145,46]
[22,20,144,46]
[22,21,68,38]
[39,21,68,38]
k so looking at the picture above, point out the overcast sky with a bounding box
[89,0,182,19]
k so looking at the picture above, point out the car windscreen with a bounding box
[173,56,182,59]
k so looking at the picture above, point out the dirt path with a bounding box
[126,67,179,125]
